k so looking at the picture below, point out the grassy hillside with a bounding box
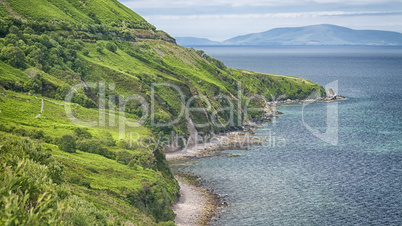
[2,0,146,24]
[0,0,326,224]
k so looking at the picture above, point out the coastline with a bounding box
[165,131,261,160]
[167,95,347,225]
[167,131,258,225]
[172,177,206,226]
[172,175,221,226]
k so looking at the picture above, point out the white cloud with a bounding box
[144,11,402,20]
[118,0,402,40]
[122,0,394,8]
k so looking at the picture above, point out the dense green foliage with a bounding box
[0,0,326,224]
[57,134,76,153]
[0,134,115,225]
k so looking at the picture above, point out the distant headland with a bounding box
[176,24,402,46]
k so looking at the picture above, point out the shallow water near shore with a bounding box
[173,46,402,225]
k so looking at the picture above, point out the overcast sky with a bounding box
[118,0,402,41]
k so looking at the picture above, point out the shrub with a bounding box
[106,42,117,53]
[45,157,65,184]
[82,49,89,56]
[96,43,103,53]
[43,135,55,144]
[76,139,115,159]
[128,151,155,169]
[69,176,91,189]
[101,132,115,146]
[55,85,71,100]
[0,124,7,132]
[64,196,109,225]
[23,27,35,34]
[13,127,28,136]
[73,127,92,139]
[76,139,97,153]
[0,135,67,224]
[125,179,175,222]
[30,129,44,139]
[0,136,53,166]
[0,158,66,225]
[116,150,133,165]
[57,134,76,153]
[117,140,133,150]
[0,45,26,68]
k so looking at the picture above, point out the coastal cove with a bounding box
[169,46,402,225]
[1,1,401,225]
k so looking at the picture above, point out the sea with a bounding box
[173,46,402,225]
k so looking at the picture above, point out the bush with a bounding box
[125,179,175,222]
[57,134,76,153]
[106,42,117,53]
[82,49,89,56]
[117,140,134,150]
[13,127,28,136]
[69,176,91,189]
[73,127,92,139]
[101,132,115,146]
[43,135,55,144]
[0,158,66,225]
[55,85,71,100]
[96,43,103,53]
[45,157,65,184]
[64,196,109,225]
[76,139,115,159]
[23,27,35,34]
[30,129,44,139]
[0,135,68,224]
[116,150,133,165]
[128,151,155,169]
[0,45,26,68]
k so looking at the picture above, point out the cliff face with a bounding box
[0,0,325,224]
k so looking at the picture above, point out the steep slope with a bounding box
[0,0,326,224]
[223,24,402,45]
[1,0,145,24]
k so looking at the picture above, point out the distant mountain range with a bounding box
[174,37,220,46]
[176,24,402,46]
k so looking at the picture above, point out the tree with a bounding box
[9,25,21,35]
[57,134,76,153]
[55,85,70,100]
[26,48,44,67]
[0,45,26,68]
[4,33,19,46]
[23,27,35,34]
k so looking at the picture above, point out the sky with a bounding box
[118,0,402,41]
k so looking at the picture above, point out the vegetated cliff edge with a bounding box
[0,0,325,224]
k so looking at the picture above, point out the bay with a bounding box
[174,46,402,225]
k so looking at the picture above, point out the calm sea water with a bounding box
[175,46,402,225]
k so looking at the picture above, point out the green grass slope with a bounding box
[0,0,326,224]
[4,0,146,24]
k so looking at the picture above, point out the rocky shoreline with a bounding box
[167,131,263,225]
[167,95,347,225]
[172,173,224,226]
